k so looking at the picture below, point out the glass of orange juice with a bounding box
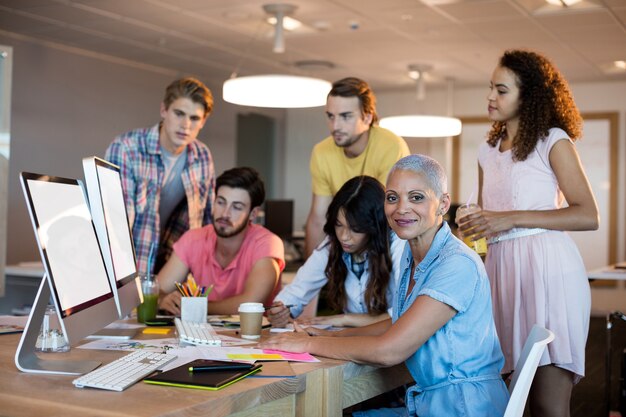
[457,203,488,256]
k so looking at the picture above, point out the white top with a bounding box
[276,232,405,318]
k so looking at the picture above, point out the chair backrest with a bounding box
[503,324,555,417]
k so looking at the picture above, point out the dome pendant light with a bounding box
[222,4,331,108]
[380,65,462,138]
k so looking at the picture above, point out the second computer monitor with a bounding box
[83,156,141,318]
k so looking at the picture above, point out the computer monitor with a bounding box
[264,199,294,240]
[16,172,119,375]
[82,156,141,319]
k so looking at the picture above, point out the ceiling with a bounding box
[0,0,625,92]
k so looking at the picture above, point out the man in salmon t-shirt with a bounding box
[157,167,285,315]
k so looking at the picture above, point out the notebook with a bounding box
[143,360,262,391]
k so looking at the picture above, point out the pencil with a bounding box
[265,304,296,311]
[174,282,187,297]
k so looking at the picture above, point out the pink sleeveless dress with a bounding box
[478,127,590,381]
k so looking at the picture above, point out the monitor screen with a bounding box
[20,173,115,319]
[83,156,141,318]
[90,158,136,282]
[18,172,120,373]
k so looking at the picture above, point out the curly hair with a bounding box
[487,49,582,161]
[322,176,391,315]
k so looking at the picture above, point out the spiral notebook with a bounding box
[143,360,262,391]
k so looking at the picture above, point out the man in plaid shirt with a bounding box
[105,77,215,276]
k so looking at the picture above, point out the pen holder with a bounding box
[181,297,207,323]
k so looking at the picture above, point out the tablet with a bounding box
[143,361,262,390]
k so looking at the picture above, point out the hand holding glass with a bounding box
[457,203,488,256]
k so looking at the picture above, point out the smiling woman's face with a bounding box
[384,169,443,242]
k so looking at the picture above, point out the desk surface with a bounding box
[5,262,45,278]
[0,327,412,417]
[0,333,315,417]
[588,264,626,280]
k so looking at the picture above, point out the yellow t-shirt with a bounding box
[310,126,410,196]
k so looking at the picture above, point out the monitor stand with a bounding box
[14,275,101,375]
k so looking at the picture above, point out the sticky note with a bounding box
[142,328,171,335]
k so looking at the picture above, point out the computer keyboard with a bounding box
[174,317,222,346]
[72,350,176,391]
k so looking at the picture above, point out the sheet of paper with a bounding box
[0,316,28,334]
[226,348,319,362]
[102,321,144,329]
[218,334,257,347]
[269,323,332,333]
[162,345,259,372]
[161,345,319,371]
[78,337,179,352]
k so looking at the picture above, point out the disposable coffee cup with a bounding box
[238,302,264,340]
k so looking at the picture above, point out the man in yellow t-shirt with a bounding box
[305,77,410,257]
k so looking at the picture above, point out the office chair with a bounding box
[504,324,555,417]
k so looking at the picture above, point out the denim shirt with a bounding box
[393,222,509,417]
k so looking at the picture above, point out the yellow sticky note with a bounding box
[142,328,171,335]
[227,353,283,360]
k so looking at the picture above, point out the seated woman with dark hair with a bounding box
[268,176,404,328]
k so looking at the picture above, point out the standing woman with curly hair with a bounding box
[457,49,599,416]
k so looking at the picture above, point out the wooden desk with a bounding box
[588,265,626,281]
[321,360,413,417]
[0,329,412,417]
[0,332,307,417]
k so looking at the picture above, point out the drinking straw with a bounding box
[146,242,156,276]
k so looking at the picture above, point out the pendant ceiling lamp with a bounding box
[379,65,462,138]
[545,0,581,5]
[222,3,332,108]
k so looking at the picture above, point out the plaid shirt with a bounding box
[105,123,215,276]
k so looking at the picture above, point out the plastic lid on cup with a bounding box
[238,302,264,313]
